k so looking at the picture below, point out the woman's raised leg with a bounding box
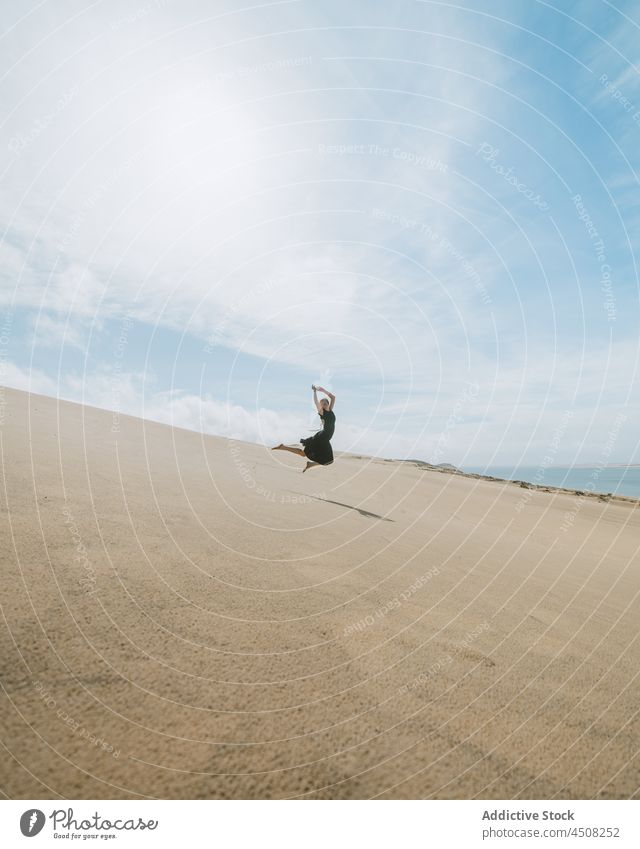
[272,444,306,456]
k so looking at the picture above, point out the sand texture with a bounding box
[1,387,639,799]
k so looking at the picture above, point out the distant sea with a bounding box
[463,465,640,499]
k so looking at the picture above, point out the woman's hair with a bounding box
[320,397,329,407]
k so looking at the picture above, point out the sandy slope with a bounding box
[0,386,639,799]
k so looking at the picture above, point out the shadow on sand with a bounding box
[310,496,394,522]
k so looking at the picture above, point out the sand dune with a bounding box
[1,386,639,799]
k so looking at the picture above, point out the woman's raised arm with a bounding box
[316,386,336,411]
[311,385,324,413]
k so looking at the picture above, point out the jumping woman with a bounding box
[272,385,336,472]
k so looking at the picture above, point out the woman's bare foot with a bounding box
[303,461,319,473]
[272,444,284,450]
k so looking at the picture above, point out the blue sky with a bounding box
[1,0,639,466]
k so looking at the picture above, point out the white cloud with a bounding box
[28,311,89,351]
[0,0,514,379]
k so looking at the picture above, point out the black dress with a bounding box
[300,409,335,464]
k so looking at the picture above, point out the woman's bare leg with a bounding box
[303,458,333,473]
[272,444,306,457]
